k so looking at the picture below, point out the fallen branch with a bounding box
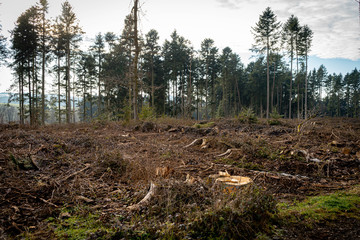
[60,164,91,182]
[250,170,309,181]
[216,149,232,157]
[293,150,321,163]
[12,188,59,208]
[127,181,156,211]
[184,138,202,149]
[216,149,242,158]
[29,155,40,170]
[38,197,59,208]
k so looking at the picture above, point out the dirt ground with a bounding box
[0,117,359,239]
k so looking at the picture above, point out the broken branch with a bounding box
[184,138,202,149]
[127,181,156,211]
[60,164,91,182]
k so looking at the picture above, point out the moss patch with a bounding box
[49,207,115,240]
[278,186,360,226]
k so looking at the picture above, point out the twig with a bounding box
[60,164,91,182]
[29,156,40,170]
[38,197,58,207]
[127,181,156,211]
[12,188,58,208]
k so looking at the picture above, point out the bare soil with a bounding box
[0,117,359,239]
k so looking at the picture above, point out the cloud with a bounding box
[216,0,360,60]
[280,0,359,60]
[216,0,241,9]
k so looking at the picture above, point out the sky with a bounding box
[0,0,359,92]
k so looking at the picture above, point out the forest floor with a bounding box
[0,117,360,239]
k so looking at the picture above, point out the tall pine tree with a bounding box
[251,7,281,119]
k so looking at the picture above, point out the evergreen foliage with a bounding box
[5,2,360,125]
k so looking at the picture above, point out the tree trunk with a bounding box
[266,39,270,119]
[235,77,241,114]
[187,56,192,118]
[97,51,101,116]
[271,60,276,113]
[304,50,308,119]
[289,36,293,119]
[83,76,86,122]
[297,82,300,119]
[151,59,155,108]
[57,56,61,124]
[132,0,140,120]
[41,31,46,125]
[72,78,76,123]
[66,42,71,124]
[28,64,32,125]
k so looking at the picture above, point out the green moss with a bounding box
[49,207,115,240]
[278,188,360,226]
[193,121,215,129]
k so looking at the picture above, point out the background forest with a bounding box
[0,0,359,125]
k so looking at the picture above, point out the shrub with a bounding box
[139,104,156,121]
[189,185,276,239]
[237,108,258,124]
[268,108,283,126]
[115,180,277,239]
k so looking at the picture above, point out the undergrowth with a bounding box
[44,182,276,240]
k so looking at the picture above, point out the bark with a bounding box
[305,49,308,119]
[57,56,61,124]
[66,39,71,123]
[151,59,155,108]
[271,61,276,112]
[41,18,46,125]
[132,0,140,120]
[289,42,293,119]
[266,38,270,119]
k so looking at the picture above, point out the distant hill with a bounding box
[0,92,14,104]
[0,92,70,106]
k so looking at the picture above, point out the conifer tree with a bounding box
[144,29,160,108]
[59,0,83,123]
[298,25,313,119]
[282,15,300,119]
[36,0,50,125]
[251,7,281,119]
[200,38,219,119]
[11,7,38,125]
[0,24,7,66]
[90,33,105,116]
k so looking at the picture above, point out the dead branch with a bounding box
[293,150,321,163]
[59,164,91,182]
[29,155,40,170]
[216,149,232,157]
[127,181,156,211]
[38,197,58,208]
[13,188,59,208]
[184,138,202,149]
[216,149,242,158]
[249,170,309,181]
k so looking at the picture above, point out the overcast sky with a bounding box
[1,0,359,92]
